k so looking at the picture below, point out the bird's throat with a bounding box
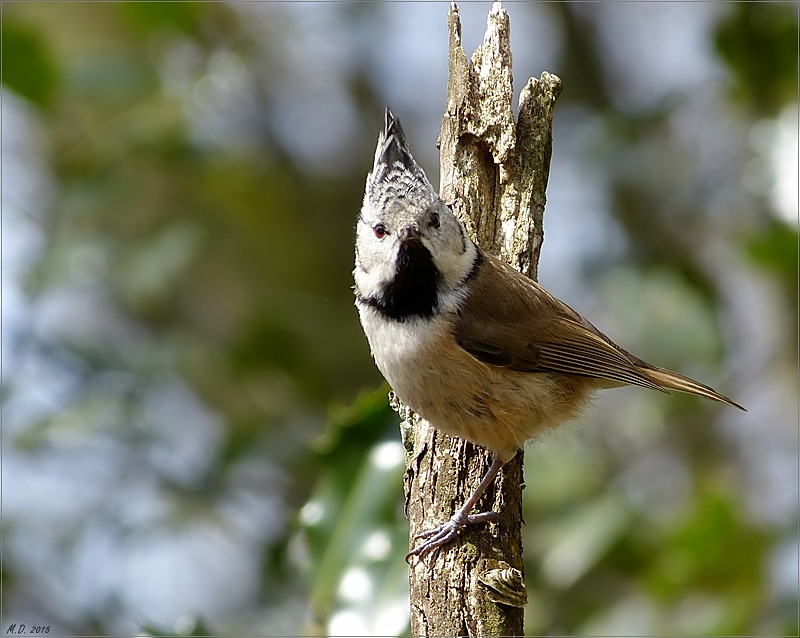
[362,239,440,321]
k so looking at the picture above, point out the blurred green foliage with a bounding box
[1,20,58,107]
[746,218,800,308]
[1,2,797,636]
[715,2,798,116]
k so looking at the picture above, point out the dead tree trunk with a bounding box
[398,2,562,636]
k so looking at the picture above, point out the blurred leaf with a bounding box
[117,1,202,34]
[643,489,771,633]
[746,219,800,292]
[714,3,799,116]
[1,20,58,107]
[299,388,408,632]
[317,386,396,461]
[538,494,633,590]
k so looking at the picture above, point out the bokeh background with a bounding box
[2,2,797,636]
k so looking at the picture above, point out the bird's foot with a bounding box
[406,510,500,562]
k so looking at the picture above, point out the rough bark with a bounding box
[399,1,561,636]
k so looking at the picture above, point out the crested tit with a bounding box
[354,109,744,560]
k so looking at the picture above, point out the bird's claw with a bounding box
[406,510,500,563]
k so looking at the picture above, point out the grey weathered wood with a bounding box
[399,1,562,635]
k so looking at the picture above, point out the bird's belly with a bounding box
[360,308,591,462]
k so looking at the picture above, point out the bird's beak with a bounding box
[401,224,422,243]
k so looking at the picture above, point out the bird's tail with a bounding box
[641,365,745,411]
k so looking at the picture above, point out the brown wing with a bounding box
[456,250,665,392]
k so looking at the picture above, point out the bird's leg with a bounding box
[406,457,505,562]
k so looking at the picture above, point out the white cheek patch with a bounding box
[354,239,400,299]
[435,245,470,280]
[426,229,477,296]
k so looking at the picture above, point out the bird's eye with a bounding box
[429,212,440,229]
[373,224,387,239]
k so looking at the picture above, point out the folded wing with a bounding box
[456,250,744,410]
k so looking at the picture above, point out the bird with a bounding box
[353,109,744,561]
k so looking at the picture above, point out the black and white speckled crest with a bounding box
[364,110,439,218]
